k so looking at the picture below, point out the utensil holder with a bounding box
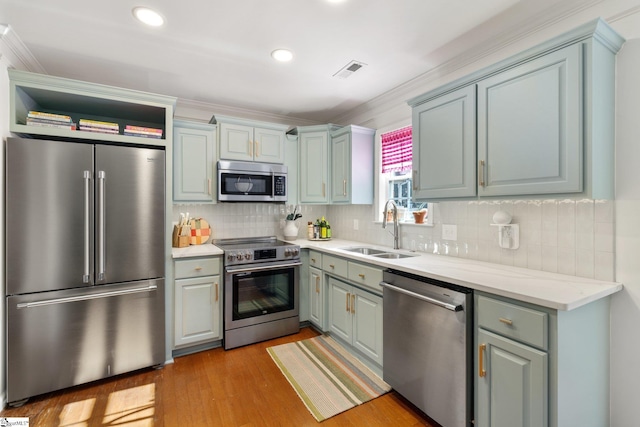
[172,225,190,248]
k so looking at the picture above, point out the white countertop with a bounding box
[172,238,622,311]
[172,243,224,258]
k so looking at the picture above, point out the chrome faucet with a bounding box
[382,199,400,250]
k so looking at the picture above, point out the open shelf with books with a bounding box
[9,69,176,146]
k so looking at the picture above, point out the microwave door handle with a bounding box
[271,171,275,199]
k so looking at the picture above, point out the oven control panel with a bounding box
[224,243,300,266]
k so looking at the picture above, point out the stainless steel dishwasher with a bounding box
[380,269,473,427]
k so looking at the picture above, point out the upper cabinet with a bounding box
[477,44,582,197]
[330,125,375,204]
[412,85,476,199]
[297,124,341,204]
[215,115,287,164]
[173,120,217,203]
[408,18,624,200]
[9,69,176,147]
[297,124,375,205]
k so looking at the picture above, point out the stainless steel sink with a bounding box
[341,247,388,255]
[371,252,419,259]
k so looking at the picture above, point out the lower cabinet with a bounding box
[476,329,547,427]
[328,276,383,367]
[309,265,324,329]
[174,256,222,348]
[475,292,611,427]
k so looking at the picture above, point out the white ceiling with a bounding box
[0,0,637,124]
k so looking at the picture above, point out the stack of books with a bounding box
[78,119,120,134]
[124,125,163,139]
[26,111,76,130]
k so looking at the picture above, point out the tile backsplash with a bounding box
[332,199,615,282]
[173,198,614,281]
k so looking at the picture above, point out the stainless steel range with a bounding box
[215,237,301,349]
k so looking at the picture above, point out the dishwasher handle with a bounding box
[380,281,462,312]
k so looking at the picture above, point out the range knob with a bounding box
[244,252,252,260]
[227,253,236,262]
[285,248,299,257]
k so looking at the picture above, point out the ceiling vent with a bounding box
[333,60,367,79]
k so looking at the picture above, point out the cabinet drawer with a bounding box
[348,262,383,293]
[309,250,323,268]
[175,257,220,279]
[477,296,548,350]
[323,255,348,279]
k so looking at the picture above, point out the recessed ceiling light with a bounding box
[271,49,293,62]
[132,7,165,27]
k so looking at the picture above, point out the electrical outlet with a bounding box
[353,219,359,230]
[442,224,457,241]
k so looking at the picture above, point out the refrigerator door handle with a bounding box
[16,284,158,308]
[83,170,91,283]
[97,170,106,281]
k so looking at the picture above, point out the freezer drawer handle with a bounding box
[16,285,158,309]
[83,170,91,283]
[379,281,462,312]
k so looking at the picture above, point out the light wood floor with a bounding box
[1,327,438,426]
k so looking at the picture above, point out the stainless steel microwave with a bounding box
[217,160,287,202]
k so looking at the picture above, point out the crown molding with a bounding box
[0,24,46,73]
[329,0,604,127]
[176,98,321,128]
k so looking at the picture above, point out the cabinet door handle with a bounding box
[195,267,202,271]
[499,317,513,326]
[215,282,219,302]
[412,170,418,191]
[479,344,487,377]
[207,178,211,195]
[479,160,485,187]
[315,276,320,293]
[358,273,365,279]
[351,294,355,314]
[322,182,326,198]
[311,258,316,263]
[329,264,335,269]
[248,140,253,156]
[343,179,347,197]
[255,140,259,157]
[346,292,350,312]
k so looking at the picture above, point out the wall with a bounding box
[611,38,640,427]
[171,203,329,241]
[0,56,8,408]
[330,199,614,281]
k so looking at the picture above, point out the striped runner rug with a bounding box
[267,335,391,422]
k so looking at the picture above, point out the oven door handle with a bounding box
[225,261,302,273]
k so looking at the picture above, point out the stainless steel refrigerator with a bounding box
[5,137,166,405]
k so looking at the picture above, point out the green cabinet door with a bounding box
[477,329,548,427]
[330,131,350,203]
[352,287,383,366]
[299,131,330,203]
[477,43,582,197]
[328,277,352,342]
[412,84,477,199]
[309,266,324,330]
[219,122,254,162]
[173,121,216,202]
[174,275,222,347]
[254,127,285,163]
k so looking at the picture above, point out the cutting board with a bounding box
[189,218,211,245]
